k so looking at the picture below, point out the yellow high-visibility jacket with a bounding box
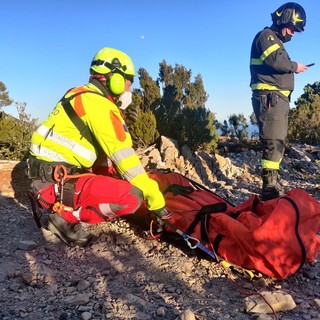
[30,82,165,211]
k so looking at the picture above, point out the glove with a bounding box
[152,207,171,232]
[123,104,138,127]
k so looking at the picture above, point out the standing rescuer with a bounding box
[26,47,170,246]
[250,2,308,200]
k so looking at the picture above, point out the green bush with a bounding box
[0,102,38,160]
[129,108,159,148]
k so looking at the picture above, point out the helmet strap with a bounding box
[89,76,114,101]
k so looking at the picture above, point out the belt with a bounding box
[26,154,85,183]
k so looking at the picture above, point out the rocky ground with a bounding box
[0,143,319,320]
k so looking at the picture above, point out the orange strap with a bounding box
[53,165,95,183]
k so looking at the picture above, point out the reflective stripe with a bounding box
[72,207,81,221]
[250,44,280,65]
[35,125,97,163]
[111,147,136,163]
[261,159,280,170]
[110,147,146,181]
[30,144,68,162]
[250,84,290,97]
[250,58,262,65]
[251,83,278,90]
[123,164,146,181]
[260,43,280,62]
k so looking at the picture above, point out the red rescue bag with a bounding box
[137,170,320,279]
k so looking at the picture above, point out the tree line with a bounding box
[1,62,320,160]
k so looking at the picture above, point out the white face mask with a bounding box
[117,91,132,110]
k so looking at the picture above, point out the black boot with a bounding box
[47,213,92,247]
[261,169,284,201]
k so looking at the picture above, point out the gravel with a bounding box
[0,147,319,320]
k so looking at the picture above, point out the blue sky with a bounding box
[1,0,319,123]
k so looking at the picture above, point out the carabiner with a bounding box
[184,235,199,250]
[54,165,68,182]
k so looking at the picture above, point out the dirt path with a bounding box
[0,158,319,320]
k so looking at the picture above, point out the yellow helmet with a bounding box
[90,47,135,76]
[90,47,135,95]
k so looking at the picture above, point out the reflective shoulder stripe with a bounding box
[260,43,280,62]
[251,43,281,65]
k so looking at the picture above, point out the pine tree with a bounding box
[0,81,13,111]
[288,81,320,145]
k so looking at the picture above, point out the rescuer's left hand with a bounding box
[152,207,172,231]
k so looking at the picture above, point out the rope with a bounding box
[154,215,279,320]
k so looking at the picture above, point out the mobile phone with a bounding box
[306,63,315,67]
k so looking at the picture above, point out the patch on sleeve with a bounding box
[110,110,126,141]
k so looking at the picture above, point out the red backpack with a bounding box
[136,170,320,279]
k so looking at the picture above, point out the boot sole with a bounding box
[47,219,91,247]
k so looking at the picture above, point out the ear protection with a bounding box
[107,73,125,95]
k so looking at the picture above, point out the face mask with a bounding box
[278,29,293,43]
[117,91,132,110]
[282,32,293,43]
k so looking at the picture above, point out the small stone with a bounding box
[16,240,37,250]
[313,298,320,308]
[180,308,196,320]
[77,279,91,291]
[81,311,92,320]
[156,306,166,317]
[65,293,90,306]
[20,273,37,284]
[59,313,69,320]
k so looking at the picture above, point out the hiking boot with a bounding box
[261,169,284,201]
[47,213,92,247]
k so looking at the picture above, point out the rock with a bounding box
[122,293,154,309]
[180,308,196,320]
[80,311,92,320]
[77,279,91,291]
[20,272,37,285]
[244,291,296,313]
[156,306,166,317]
[289,145,315,162]
[65,293,90,306]
[250,314,275,320]
[16,240,38,251]
[313,298,320,308]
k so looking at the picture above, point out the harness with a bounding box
[60,89,106,143]
[27,88,106,227]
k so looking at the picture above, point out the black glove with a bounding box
[152,207,171,232]
[123,104,138,127]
